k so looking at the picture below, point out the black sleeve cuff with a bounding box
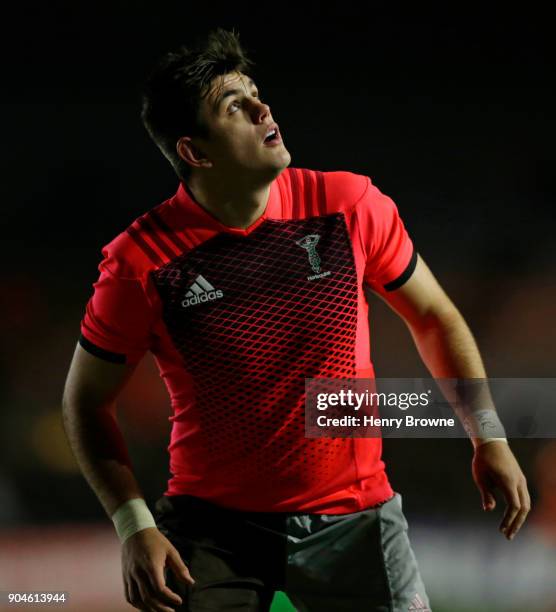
[383,248,418,291]
[78,334,127,364]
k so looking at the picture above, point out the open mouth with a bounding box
[264,130,277,143]
[263,125,281,144]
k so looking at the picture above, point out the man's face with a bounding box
[193,71,291,179]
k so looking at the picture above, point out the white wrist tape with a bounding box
[473,437,508,449]
[111,498,156,544]
[462,409,507,449]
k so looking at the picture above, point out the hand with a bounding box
[122,526,195,611]
[472,441,531,540]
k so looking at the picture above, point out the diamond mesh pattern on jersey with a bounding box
[152,213,359,488]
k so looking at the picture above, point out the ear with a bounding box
[176,137,213,169]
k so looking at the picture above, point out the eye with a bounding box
[228,100,241,113]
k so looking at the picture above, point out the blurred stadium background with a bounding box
[1,3,554,611]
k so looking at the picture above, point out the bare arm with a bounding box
[374,255,486,380]
[62,343,193,611]
[374,254,531,540]
[62,343,143,516]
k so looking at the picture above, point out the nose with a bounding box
[250,98,271,124]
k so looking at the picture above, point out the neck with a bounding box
[185,172,274,230]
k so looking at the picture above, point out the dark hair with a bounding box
[141,28,255,181]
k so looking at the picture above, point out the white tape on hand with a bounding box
[462,409,508,449]
[111,498,157,544]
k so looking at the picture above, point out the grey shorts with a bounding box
[154,492,431,611]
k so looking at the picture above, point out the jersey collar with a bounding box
[172,177,281,237]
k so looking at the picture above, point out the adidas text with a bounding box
[182,289,224,308]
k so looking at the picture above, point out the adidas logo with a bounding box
[181,275,223,308]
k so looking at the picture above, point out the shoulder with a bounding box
[321,170,370,201]
[99,198,179,280]
[322,170,377,214]
[284,167,369,196]
[295,167,371,201]
[281,167,372,215]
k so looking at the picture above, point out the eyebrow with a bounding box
[214,79,258,111]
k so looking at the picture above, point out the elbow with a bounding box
[61,383,115,424]
[410,304,464,336]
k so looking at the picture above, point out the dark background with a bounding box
[1,1,554,531]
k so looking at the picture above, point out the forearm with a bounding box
[408,308,488,380]
[62,400,144,517]
[408,308,500,418]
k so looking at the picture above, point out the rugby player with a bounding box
[62,28,530,612]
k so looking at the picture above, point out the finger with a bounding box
[506,481,531,540]
[145,560,183,608]
[131,570,174,612]
[479,486,496,511]
[133,570,152,610]
[499,484,521,537]
[473,462,496,511]
[167,547,195,585]
[123,576,132,607]
[524,480,532,514]
[126,577,142,610]
[134,568,177,612]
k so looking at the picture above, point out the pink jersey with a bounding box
[80,168,416,513]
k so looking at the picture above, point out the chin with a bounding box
[236,149,292,184]
[251,150,290,182]
[266,160,290,182]
[271,148,292,173]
